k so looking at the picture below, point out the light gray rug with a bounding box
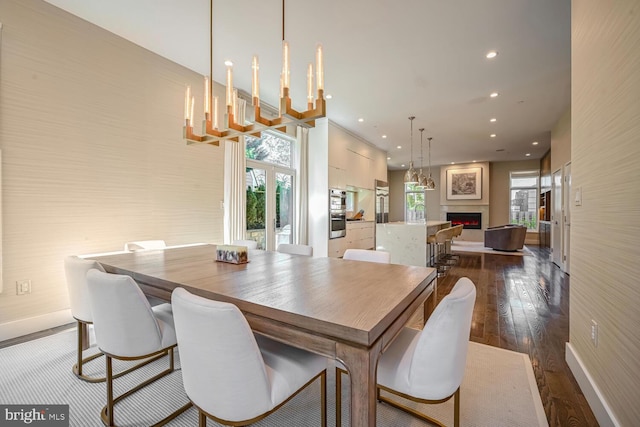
[452,241,533,256]
[0,329,547,426]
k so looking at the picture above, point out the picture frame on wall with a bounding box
[447,167,482,200]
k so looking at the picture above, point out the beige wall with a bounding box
[388,170,406,222]
[551,108,571,172]
[0,0,224,334]
[570,1,640,425]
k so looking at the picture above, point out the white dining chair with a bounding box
[342,249,390,264]
[277,243,313,256]
[336,277,477,427]
[171,287,327,426]
[64,256,109,382]
[66,255,161,380]
[124,240,166,252]
[86,269,191,426]
[231,239,259,250]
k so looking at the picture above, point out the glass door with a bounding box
[246,160,295,251]
[275,171,294,249]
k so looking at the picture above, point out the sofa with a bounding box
[484,224,527,251]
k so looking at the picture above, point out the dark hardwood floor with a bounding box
[437,245,599,427]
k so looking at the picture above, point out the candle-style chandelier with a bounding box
[183,0,326,146]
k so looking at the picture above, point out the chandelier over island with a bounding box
[183,0,326,146]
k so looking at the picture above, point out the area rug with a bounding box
[452,240,533,256]
[0,329,547,427]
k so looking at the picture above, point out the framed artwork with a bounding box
[447,167,482,200]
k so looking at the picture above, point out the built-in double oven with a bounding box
[329,188,347,239]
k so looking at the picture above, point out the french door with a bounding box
[246,159,295,251]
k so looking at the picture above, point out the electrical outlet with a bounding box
[16,280,32,295]
[590,319,598,347]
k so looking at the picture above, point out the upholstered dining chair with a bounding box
[277,243,313,256]
[171,287,327,427]
[65,255,159,383]
[86,269,191,426]
[336,277,477,427]
[124,240,166,252]
[342,248,390,264]
[231,239,259,250]
[64,255,107,382]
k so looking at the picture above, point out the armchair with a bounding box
[484,224,527,251]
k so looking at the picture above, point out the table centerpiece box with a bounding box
[215,245,249,264]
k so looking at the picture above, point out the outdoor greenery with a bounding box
[246,181,291,230]
[511,216,537,230]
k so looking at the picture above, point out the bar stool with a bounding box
[441,225,464,265]
[427,228,452,276]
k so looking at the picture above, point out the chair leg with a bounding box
[73,321,103,382]
[320,370,327,427]
[454,387,460,427]
[335,367,343,427]
[74,320,167,383]
[198,410,206,427]
[100,348,192,427]
[105,355,114,426]
[377,385,457,427]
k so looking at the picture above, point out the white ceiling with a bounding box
[44,0,571,169]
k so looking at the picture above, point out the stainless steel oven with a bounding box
[329,189,347,239]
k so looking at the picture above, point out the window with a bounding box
[405,183,425,222]
[246,131,292,167]
[509,171,539,231]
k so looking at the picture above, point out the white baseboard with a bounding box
[565,342,620,427]
[0,309,74,342]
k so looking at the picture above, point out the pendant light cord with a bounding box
[282,0,285,41]
[409,116,415,164]
[428,137,433,175]
[211,0,213,99]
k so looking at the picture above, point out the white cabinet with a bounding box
[346,150,373,189]
[328,237,346,258]
[328,165,346,189]
[327,222,375,258]
[346,221,375,250]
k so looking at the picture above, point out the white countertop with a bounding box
[379,221,450,227]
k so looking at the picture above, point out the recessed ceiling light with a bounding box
[486,51,498,59]
[397,145,402,149]
[525,153,531,157]
[401,164,406,168]
[387,156,391,160]
[358,118,364,122]
[490,134,496,138]
[473,160,477,163]
[325,94,333,99]
[382,135,387,139]
[532,141,539,145]
[451,162,455,165]
[490,92,499,98]
[490,118,497,122]
[224,60,233,66]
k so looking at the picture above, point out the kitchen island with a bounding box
[376,221,451,266]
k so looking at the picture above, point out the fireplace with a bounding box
[446,212,482,230]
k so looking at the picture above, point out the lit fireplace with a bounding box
[446,212,482,230]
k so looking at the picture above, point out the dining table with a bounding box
[87,243,437,427]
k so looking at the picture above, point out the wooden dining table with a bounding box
[88,244,437,427]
